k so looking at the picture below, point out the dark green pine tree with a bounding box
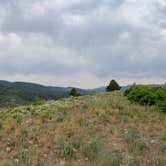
[69,88,80,96]
[106,80,121,92]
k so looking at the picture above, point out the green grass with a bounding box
[0,91,165,165]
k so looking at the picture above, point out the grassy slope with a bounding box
[0,92,166,166]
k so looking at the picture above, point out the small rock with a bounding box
[14,159,19,163]
[28,140,33,145]
[24,149,28,152]
[124,129,128,134]
[25,119,33,125]
[150,140,155,144]
[6,147,11,153]
[44,154,47,157]
[34,144,38,147]
[73,148,78,152]
[60,160,66,166]
[7,138,11,142]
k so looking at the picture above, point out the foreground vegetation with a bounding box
[0,91,165,165]
[124,85,166,112]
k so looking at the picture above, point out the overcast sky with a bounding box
[0,0,166,88]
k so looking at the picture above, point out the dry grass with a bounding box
[0,91,165,166]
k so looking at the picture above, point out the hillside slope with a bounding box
[0,81,69,106]
[0,92,165,165]
[0,81,95,107]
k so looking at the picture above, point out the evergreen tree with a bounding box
[69,88,80,96]
[106,80,121,92]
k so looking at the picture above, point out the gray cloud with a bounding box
[0,0,166,87]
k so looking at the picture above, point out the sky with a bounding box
[0,0,166,88]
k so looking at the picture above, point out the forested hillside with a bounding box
[0,81,94,107]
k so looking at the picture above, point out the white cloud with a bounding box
[0,0,165,87]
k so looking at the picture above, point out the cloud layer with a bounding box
[0,0,166,88]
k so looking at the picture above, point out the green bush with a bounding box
[124,85,166,112]
[69,88,80,97]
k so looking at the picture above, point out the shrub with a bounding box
[40,112,52,122]
[12,113,23,124]
[124,128,138,144]
[124,85,166,112]
[81,138,100,160]
[58,139,74,159]
[135,138,148,153]
[111,150,123,166]
[21,128,28,147]
[18,147,32,166]
[69,88,80,97]
[99,113,110,125]
[98,149,123,166]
